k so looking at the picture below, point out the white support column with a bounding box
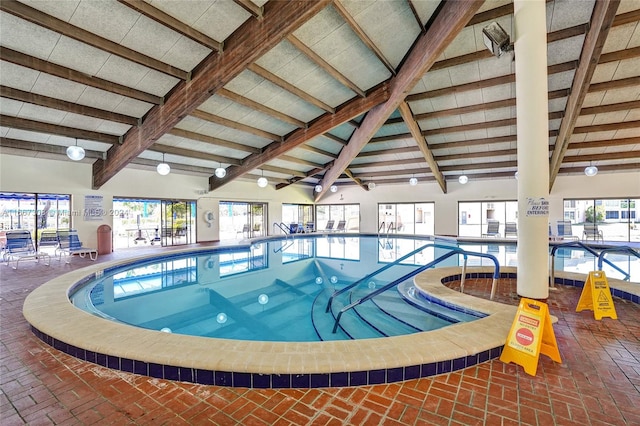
[515,0,550,299]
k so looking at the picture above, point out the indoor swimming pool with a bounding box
[24,234,639,388]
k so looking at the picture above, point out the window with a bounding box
[377,202,435,235]
[315,204,360,231]
[458,201,517,237]
[219,201,267,240]
[563,198,639,242]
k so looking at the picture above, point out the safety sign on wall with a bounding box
[576,271,617,320]
[500,298,561,376]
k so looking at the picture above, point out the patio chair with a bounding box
[38,230,59,250]
[335,220,346,232]
[323,220,335,232]
[4,230,50,269]
[504,222,518,238]
[57,230,97,263]
[556,220,578,241]
[305,222,315,233]
[237,224,250,238]
[582,222,604,243]
[482,220,500,237]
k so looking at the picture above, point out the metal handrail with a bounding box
[331,247,500,333]
[550,242,629,286]
[273,222,290,236]
[326,241,446,312]
[597,246,639,281]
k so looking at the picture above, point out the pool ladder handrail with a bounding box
[331,247,501,333]
[597,246,639,280]
[326,241,445,313]
[550,242,630,286]
[273,222,290,236]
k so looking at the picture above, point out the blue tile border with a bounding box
[30,272,637,389]
[30,324,504,388]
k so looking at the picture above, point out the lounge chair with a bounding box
[335,220,346,232]
[482,220,500,237]
[504,222,517,238]
[57,230,97,263]
[556,220,578,241]
[38,230,59,250]
[4,230,50,269]
[305,222,315,233]
[237,224,250,238]
[582,222,603,243]
[323,220,335,232]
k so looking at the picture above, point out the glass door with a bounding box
[160,200,195,246]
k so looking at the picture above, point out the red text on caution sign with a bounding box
[508,313,542,356]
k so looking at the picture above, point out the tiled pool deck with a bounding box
[2,244,639,424]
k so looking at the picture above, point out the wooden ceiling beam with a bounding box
[149,144,241,165]
[569,136,640,150]
[580,100,640,116]
[217,88,305,128]
[247,63,335,113]
[209,82,390,190]
[599,46,640,63]
[435,149,517,162]
[548,0,621,188]
[0,85,139,126]
[343,169,369,191]
[314,0,482,201]
[287,34,365,97]
[573,120,640,134]
[333,0,396,76]
[0,47,162,105]
[351,157,425,169]
[588,76,640,93]
[278,155,323,168]
[357,146,418,158]
[0,0,189,80]
[299,144,338,159]
[93,0,331,189]
[0,136,103,158]
[168,128,260,154]
[233,0,264,19]
[118,0,223,52]
[191,109,281,141]
[399,101,446,191]
[260,164,306,178]
[275,164,332,190]
[0,114,119,144]
[564,150,640,162]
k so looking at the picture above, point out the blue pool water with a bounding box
[69,235,639,342]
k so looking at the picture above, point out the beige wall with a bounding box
[1,153,638,246]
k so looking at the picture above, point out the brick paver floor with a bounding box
[1,246,639,425]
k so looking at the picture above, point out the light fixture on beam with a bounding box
[482,21,513,58]
[214,163,226,178]
[458,175,468,185]
[409,176,418,186]
[257,170,268,188]
[584,162,598,177]
[66,138,85,161]
[330,185,338,193]
[314,184,322,192]
[156,153,170,175]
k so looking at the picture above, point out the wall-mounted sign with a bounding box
[525,197,549,217]
[84,195,104,221]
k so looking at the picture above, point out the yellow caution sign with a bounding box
[576,271,618,320]
[500,298,561,376]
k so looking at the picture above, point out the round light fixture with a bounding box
[214,166,226,178]
[367,182,376,190]
[458,175,468,184]
[257,176,268,188]
[314,184,322,192]
[156,162,170,176]
[330,185,338,193]
[66,142,85,161]
[584,164,598,177]
[409,177,418,186]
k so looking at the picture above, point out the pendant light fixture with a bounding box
[330,185,338,193]
[584,162,598,177]
[66,138,85,161]
[156,153,170,176]
[458,175,468,184]
[409,176,418,186]
[214,163,226,178]
[257,170,268,188]
[314,184,322,192]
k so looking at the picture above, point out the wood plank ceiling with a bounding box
[0,0,638,201]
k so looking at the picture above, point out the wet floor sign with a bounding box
[576,271,618,320]
[500,298,561,376]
